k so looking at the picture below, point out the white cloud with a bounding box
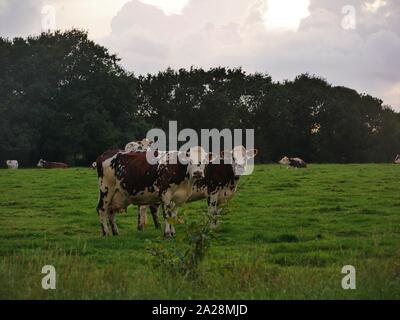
[364,0,387,13]
[263,0,310,31]
[48,0,131,39]
[383,82,400,108]
[138,0,190,15]
[0,0,131,39]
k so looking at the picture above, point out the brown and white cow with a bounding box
[37,159,69,169]
[96,146,214,237]
[193,146,258,217]
[138,146,258,229]
[279,156,307,168]
[96,146,162,231]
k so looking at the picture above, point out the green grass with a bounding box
[0,164,399,299]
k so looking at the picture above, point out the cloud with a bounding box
[0,0,42,38]
[0,0,131,39]
[138,0,190,15]
[102,0,400,110]
[0,0,399,110]
[263,0,310,31]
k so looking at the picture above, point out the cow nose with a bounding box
[235,166,245,175]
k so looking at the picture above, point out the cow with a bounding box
[92,147,161,230]
[137,146,258,230]
[394,155,400,164]
[6,160,18,169]
[279,156,307,168]
[91,162,97,169]
[96,146,215,237]
[37,159,69,169]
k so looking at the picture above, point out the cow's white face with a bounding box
[223,146,258,176]
[279,156,290,165]
[140,138,153,150]
[180,146,216,179]
[37,159,44,168]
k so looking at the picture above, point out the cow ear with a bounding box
[246,149,258,158]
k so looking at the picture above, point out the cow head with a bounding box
[140,138,153,150]
[37,159,45,168]
[279,156,290,165]
[178,147,217,179]
[222,146,258,176]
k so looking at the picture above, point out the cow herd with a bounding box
[95,140,258,237]
[3,144,400,238]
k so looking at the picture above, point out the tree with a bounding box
[1,30,399,165]
[0,30,147,166]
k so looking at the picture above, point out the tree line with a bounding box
[1,30,399,166]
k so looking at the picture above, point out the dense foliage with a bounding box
[1,30,399,166]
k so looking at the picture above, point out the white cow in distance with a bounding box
[279,156,307,168]
[394,155,400,164]
[6,160,19,169]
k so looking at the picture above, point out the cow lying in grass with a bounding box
[96,146,215,237]
[137,146,258,231]
[279,156,307,168]
[37,159,69,169]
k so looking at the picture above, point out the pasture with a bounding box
[0,164,399,299]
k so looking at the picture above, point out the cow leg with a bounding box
[163,202,177,238]
[137,205,147,231]
[108,210,119,236]
[97,186,112,236]
[99,212,109,236]
[162,209,170,237]
[150,204,161,229]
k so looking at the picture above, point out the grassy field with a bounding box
[0,164,399,300]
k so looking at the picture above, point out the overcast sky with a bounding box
[0,0,399,110]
